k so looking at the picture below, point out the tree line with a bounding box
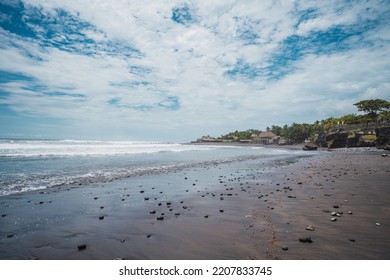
[220,99,390,144]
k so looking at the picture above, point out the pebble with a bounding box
[282,246,289,251]
[299,237,312,243]
[331,217,337,222]
[331,212,337,216]
[348,238,356,242]
[77,244,87,251]
[1,214,6,218]
[219,209,224,213]
[376,223,381,226]
[157,216,164,221]
[6,234,14,238]
[306,225,315,231]
[333,205,339,209]
[146,234,152,238]
[149,210,156,214]
[348,211,352,215]
[98,216,104,220]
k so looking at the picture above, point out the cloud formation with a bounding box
[0,0,389,141]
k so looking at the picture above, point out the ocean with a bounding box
[0,139,311,196]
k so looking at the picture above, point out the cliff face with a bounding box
[314,126,390,149]
[376,127,390,150]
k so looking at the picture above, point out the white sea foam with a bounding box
[0,139,218,157]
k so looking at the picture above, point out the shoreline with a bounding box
[0,148,389,259]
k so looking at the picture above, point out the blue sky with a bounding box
[0,0,389,141]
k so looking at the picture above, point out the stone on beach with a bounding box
[299,237,313,243]
[306,225,315,231]
[77,244,87,251]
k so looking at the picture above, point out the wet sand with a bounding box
[0,148,389,259]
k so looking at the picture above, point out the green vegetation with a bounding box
[353,99,390,121]
[218,99,390,144]
[220,129,261,140]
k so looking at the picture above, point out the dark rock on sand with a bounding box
[303,143,318,151]
[299,237,313,243]
[77,244,87,251]
[282,246,289,251]
[157,216,164,221]
[98,216,105,220]
[6,234,14,238]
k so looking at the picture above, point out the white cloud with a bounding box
[0,0,389,141]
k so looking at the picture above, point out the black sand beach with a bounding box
[0,147,389,260]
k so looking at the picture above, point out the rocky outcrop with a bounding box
[303,143,318,150]
[325,132,349,148]
[375,127,390,150]
[315,130,378,149]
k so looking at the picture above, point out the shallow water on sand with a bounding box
[0,139,312,196]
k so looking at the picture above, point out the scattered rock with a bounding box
[77,244,87,251]
[348,238,356,242]
[1,214,6,218]
[381,154,388,157]
[331,217,337,222]
[144,197,150,201]
[331,212,337,216]
[299,237,312,243]
[157,216,164,221]
[149,210,156,214]
[98,216,104,220]
[219,209,224,213]
[376,222,381,226]
[146,234,152,238]
[306,225,315,231]
[348,211,352,215]
[282,246,289,251]
[6,234,14,238]
[303,143,318,151]
[204,215,209,219]
[333,205,340,209]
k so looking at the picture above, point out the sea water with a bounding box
[0,139,311,196]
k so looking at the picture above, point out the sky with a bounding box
[0,0,389,142]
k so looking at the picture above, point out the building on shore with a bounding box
[252,132,278,144]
